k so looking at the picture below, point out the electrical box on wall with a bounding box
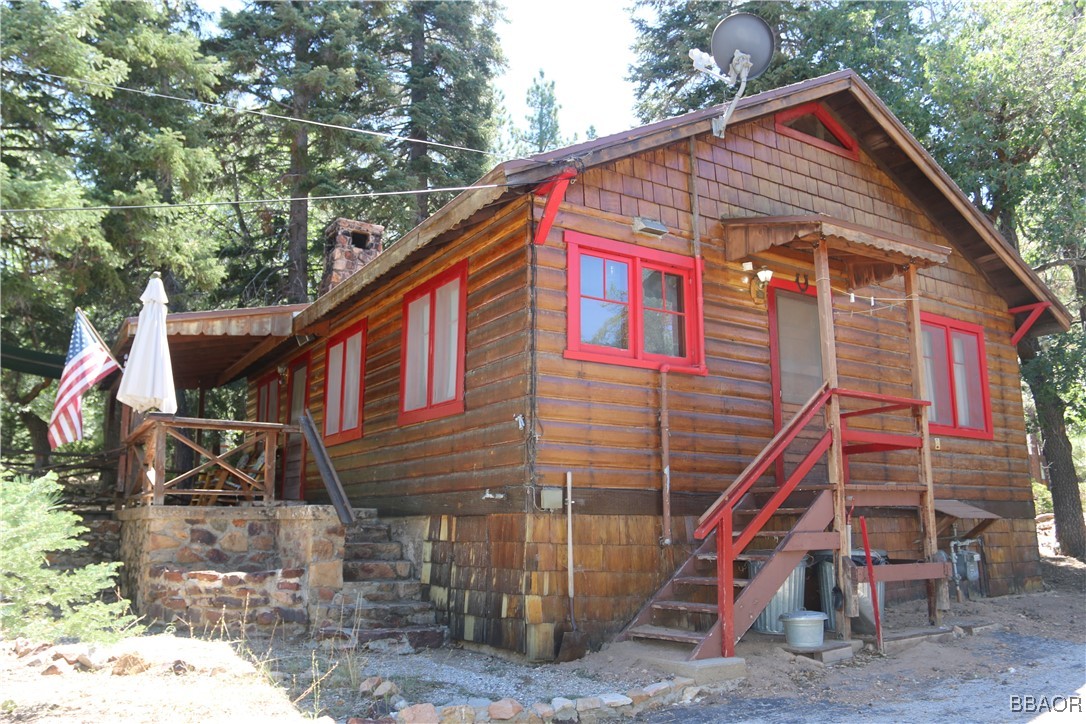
[539,487,564,510]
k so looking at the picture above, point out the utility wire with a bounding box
[0,183,508,214]
[11,70,498,157]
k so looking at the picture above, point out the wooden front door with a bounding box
[768,281,828,485]
[282,356,310,500]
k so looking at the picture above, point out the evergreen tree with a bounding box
[382,0,503,228]
[214,1,394,303]
[521,69,564,153]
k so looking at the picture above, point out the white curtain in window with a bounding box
[404,296,431,411]
[432,278,460,404]
[325,341,344,435]
[342,332,362,430]
[951,331,983,429]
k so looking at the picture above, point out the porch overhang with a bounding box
[721,215,952,290]
[112,303,309,389]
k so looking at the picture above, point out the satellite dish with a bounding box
[710,13,775,82]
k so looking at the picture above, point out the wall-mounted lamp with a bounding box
[633,216,668,236]
[750,267,773,304]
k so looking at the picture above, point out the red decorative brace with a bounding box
[532,167,578,245]
[1008,302,1052,346]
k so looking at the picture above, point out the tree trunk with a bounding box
[407,3,431,227]
[286,119,310,304]
[20,410,51,472]
[1018,336,1086,560]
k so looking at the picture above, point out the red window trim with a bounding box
[775,102,860,161]
[398,261,469,426]
[255,371,281,424]
[920,312,993,440]
[323,320,366,445]
[282,350,311,500]
[564,230,706,375]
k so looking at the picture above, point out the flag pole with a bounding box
[75,307,125,372]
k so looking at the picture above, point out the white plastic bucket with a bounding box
[779,610,829,648]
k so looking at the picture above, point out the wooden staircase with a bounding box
[619,384,951,659]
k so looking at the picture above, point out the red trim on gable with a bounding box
[398,261,469,426]
[775,102,860,161]
[533,167,578,245]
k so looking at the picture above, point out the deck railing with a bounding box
[118,414,298,506]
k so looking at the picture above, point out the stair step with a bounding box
[335,580,423,603]
[316,600,436,628]
[734,529,792,537]
[345,541,404,560]
[628,624,703,645]
[345,523,392,543]
[316,624,447,650]
[653,600,718,615]
[674,575,750,589]
[735,507,808,517]
[344,559,414,581]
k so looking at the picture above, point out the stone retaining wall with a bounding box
[117,505,343,636]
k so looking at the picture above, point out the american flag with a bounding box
[47,311,121,449]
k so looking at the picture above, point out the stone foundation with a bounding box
[117,505,343,636]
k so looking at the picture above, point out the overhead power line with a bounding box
[12,70,498,157]
[0,183,508,215]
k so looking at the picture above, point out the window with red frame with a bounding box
[399,262,468,425]
[565,231,704,373]
[920,313,992,438]
[256,373,279,423]
[323,321,366,444]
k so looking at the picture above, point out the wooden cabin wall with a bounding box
[529,110,1040,632]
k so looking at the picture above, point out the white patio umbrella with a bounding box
[117,272,178,414]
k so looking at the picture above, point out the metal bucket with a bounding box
[780,610,829,648]
[750,552,809,635]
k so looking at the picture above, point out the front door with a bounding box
[768,281,827,485]
[282,356,309,500]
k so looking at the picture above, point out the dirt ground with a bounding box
[1,534,1083,723]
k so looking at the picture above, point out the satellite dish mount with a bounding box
[688,13,775,138]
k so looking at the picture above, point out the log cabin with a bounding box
[115,70,1070,661]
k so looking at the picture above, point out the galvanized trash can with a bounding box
[750,552,810,634]
[814,549,886,633]
[779,610,829,648]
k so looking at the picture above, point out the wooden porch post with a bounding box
[813,242,850,640]
[904,265,949,623]
[151,421,166,505]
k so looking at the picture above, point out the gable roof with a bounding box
[296,69,1070,338]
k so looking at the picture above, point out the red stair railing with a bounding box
[693,385,930,657]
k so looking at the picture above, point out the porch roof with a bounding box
[112,303,309,389]
[721,214,952,290]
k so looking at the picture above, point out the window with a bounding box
[323,321,366,444]
[256,373,280,423]
[565,231,704,373]
[920,313,992,439]
[775,102,859,160]
[399,261,468,424]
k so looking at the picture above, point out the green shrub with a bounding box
[0,469,142,643]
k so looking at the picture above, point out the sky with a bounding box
[495,0,642,139]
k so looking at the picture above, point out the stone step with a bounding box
[352,508,379,519]
[345,523,392,544]
[316,624,447,651]
[343,559,414,581]
[315,600,437,628]
[334,580,422,604]
[345,541,403,561]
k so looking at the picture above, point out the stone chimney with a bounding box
[319,218,385,295]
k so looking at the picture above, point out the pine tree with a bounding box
[214,1,394,303]
[521,69,564,153]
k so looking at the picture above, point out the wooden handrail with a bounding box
[695,382,832,537]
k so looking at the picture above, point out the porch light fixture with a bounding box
[750,267,773,304]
